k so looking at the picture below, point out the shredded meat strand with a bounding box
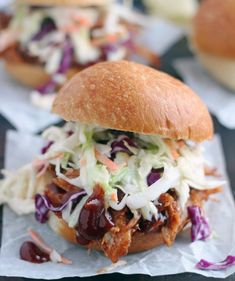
[190,187,221,207]
[44,183,65,206]
[44,165,221,262]
[99,209,139,263]
[159,193,181,246]
[65,169,80,178]
[0,12,11,30]
[52,177,79,193]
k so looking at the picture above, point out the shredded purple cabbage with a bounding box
[147,168,162,186]
[32,18,56,41]
[188,206,211,242]
[41,141,54,154]
[111,135,138,158]
[103,44,118,55]
[35,191,87,223]
[36,79,57,95]
[58,39,73,74]
[122,38,135,51]
[196,255,235,270]
[67,130,74,137]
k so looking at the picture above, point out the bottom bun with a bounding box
[5,60,80,89]
[195,51,235,91]
[48,211,187,254]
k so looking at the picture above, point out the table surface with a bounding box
[0,37,235,281]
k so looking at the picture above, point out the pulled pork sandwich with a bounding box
[0,0,159,109]
[0,61,223,263]
[191,0,235,91]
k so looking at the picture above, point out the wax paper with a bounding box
[174,58,235,129]
[0,130,234,278]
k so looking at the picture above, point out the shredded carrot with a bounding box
[32,158,49,177]
[80,157,87,166]
[164,139,180,160]
[164,139,174,149]
[36,162,49,178]
[60,24,78,33]
[47,152,64,161]
[32,158,46,168]
[177,140,185,148]
[107,34,118,43]
[110,192,118,202]
[79,17,91,26]
[171,150,180,160]
[28,228,72,265]
[95,149,120,172]
[204,166,221,177]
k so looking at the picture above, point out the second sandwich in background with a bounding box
[191,0,235,91]
[0,0,159,109]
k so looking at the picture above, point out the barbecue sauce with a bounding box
[76,185,113,245]
[20,241,50,264]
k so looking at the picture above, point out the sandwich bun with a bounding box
[52,60,213,142]
[5,60,80,89]
[16,0,111,7]
[191,0,235,91]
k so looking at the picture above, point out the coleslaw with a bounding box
[0,122,225,222]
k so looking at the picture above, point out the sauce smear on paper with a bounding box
[20,241,50,263]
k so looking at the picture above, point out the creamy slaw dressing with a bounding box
[0,122,224,221]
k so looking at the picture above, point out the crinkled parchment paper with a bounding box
[0,130,234,279]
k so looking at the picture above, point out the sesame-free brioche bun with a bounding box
[16,0,111,7]
[191,0,235,91]
[52,60,213,142]
[48,211,188,254]
[5,60,80,89]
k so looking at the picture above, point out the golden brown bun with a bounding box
[16,0,111,7]
[192,0,235,58]
[195,52,235,92]
[52,60,213,142]
[48,212,178,253]
[5,60,80,89]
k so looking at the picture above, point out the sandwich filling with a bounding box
[0,122,223,262]
[0,4,158,109]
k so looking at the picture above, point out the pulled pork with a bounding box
[44,166,220,263]
[0,12,11,30]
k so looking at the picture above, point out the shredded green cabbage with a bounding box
[0,121,225,221]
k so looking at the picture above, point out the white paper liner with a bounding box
[0,130,234,278]
[173,58,235,129]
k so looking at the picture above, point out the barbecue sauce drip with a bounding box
[20,241,50,264]
[76,185,113,245]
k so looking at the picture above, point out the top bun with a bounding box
[192,0,235,58]
[16,0,111,7]
[52,61,213,142]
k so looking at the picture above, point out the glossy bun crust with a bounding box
[192,0,235,58]
[53,60,213,142]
